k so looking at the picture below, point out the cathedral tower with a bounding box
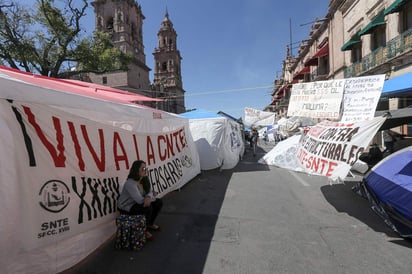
[90,0,151,95]
[153,11,185,114]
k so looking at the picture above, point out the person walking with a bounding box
[251,129,258,157]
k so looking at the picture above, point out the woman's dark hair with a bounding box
[127,160,151,193]
[127,160,145,180]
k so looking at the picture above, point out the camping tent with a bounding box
[180,109,244,170]
[0,66,201,273]
[362,146,412,237]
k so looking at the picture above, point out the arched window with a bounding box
[106,17,114,29]
[117,12,123,23]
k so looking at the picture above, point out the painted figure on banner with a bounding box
[117,160,163,240]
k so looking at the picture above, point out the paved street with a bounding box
[63,142,412,274]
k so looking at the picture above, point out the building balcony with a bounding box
[344,28,412,78]
[310,66,329,81]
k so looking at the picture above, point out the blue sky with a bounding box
[29,0,330,119]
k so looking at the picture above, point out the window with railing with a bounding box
[371,25,386,50]
[351,43,362,63]
[402,2,412,31]
[344,28,412,77]
[318,56,329,75]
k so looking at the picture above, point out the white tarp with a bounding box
[0,69,201,273]
[244,107,276,127]
[277,116,315,137]
[182,113,244,170]
[258,134,302,170]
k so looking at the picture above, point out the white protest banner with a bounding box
[2,100,196,250]
[296,116,386,180]
[244,107,276,127]
[341,74,385,122]
[287,79,345,119]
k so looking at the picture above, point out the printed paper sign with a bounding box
[341,74,385,122]
[287,79,345,119]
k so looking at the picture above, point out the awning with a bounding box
[304,43,329,66]
[273,86,286,99]
[341,32,361,51]
[382,72,412,97]
[290,79,299,84]
[271,98,279,105]
[359,11,385,36]
[384,0,409,15]
[293,66,310,80]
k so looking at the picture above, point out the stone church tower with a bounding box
[152,11,186,114]
[90,0,151,96]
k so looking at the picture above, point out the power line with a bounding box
[139,84,274,99]
[184,85,273,97]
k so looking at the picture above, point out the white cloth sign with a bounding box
[341,74,385,122]
[0,102,200,273]
[287,79,345,119]
[258,134,302,171]
[0,67,201,274]
[3,100,196,248]
[244,107,276,126]
[296,116,386,180]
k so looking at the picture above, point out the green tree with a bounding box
[0,0,131,78]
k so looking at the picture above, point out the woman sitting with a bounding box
[117,160,163,240]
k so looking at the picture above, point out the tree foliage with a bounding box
[0,0,131,78]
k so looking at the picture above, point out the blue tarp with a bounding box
[366,147,412,220]
[179,109,221,119]
[381,72,412,97]
[364,146,412,237]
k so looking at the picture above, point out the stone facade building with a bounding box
[90,0,185,113]
[269,0,412,135]
[152,11,186,114]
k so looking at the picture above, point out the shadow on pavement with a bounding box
[320,180,412,248]
[62,144,274,274]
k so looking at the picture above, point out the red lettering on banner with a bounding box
[158,135,167,161]
[113,132,129,170]
[82,125,106,172]
[21,105,187,172]
[172,131,181,152]
[23,106,66,167]
[297,147,307,163]
[178,128,187,150]
[147,136,155,165]
[165,133,177,156]
[132,134,141,162]
[67,121,85,171]
[303,155,337,177]
[157,129,187,161]
[325,161,337,176]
